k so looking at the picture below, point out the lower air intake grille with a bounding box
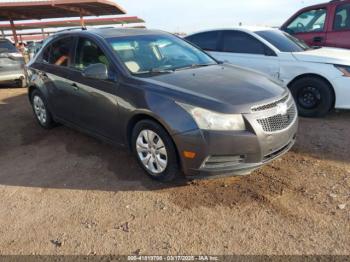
[202,155,245,170]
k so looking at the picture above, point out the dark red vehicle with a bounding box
[281,0,350,49]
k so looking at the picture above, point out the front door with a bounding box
[213,30,280,79]
[282,7,328,47]
[68,37,121,142]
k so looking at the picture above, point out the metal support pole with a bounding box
[10,18,18,46]
[80,9,86,29]
[1,30,4,38]
[41,28,45,38]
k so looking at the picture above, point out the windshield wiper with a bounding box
[133,68,174,75]
[174,63,214,71]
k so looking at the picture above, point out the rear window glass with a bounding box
[0,40,17,53]
[186,31,221,51]
[256,30,309,52]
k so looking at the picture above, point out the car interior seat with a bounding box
[334,14,344,29]
[345,11,350,28]
[81,45,108,68]
[118,49,141,73]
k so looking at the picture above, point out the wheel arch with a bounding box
[28,85,38,103]
[287,73,336,108]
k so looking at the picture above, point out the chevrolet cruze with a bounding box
[27,28,298,181]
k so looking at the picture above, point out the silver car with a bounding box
[0,39,26,88]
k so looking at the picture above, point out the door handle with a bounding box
[71,83,79,91]
[313,36,324,43]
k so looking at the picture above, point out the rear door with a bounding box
[282,7,328,47]
[36,36,78,123]
[214,30,280,79]
[327,3,350,49]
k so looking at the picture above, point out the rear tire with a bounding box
[289,76,334,118]
[131,119,180,182]
[30,89,55,129]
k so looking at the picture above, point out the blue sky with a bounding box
[117,0,325,33]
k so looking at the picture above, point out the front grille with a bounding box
[251,94,289,112]
[257,104,297,132]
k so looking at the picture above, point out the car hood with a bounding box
[292,47,350,66]
[141,64,287,113]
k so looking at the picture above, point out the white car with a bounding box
[185,27,350,117]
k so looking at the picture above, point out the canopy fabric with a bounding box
[0,16,144,30]
[0,0,126,21]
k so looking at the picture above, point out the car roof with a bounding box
[187,26,278,36]
[294,0,350,12]
[54,27,169,39]
[0,38,12,42]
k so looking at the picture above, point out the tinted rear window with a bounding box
[0,40,17,53]
[186,31,220,51]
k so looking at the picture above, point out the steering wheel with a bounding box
[296,22,305,32]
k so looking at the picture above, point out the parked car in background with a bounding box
[281,0,350,49]
[26,28,297,181]
[27,41,43,61]
[186,27,350,117]
[0,38,26,88]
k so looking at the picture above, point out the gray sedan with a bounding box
[26,28,298,181]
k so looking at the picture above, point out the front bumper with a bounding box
[0,69,25,82]
[331,76,350,109]
[172,94,298,178]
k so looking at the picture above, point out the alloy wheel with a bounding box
[33,95,47,125]
[136,129,168,174]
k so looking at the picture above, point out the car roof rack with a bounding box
[54,26,118,34]
[54,27,87,34]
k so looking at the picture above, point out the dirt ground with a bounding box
[0,87,349,256]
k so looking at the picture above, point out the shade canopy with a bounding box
[0,16,144,30]
[0,0,126,21]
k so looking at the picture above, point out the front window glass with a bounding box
[222,31,266,55]
[287,8,327,34]
[256,30,310,52]
[107,34,216,76]
[74,38,109,70]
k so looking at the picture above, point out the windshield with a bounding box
[255,30,310,52]
[0,40,17,53]
[107,34,217,75]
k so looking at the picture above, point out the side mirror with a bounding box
[82,63,108,80]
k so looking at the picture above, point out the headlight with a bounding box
[177,102,246,131]
[335,65,350,77]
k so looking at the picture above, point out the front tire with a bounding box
[31,90,55,129]
[131,119,180,182]
[17,78,26,88]
[289,77,334,118]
